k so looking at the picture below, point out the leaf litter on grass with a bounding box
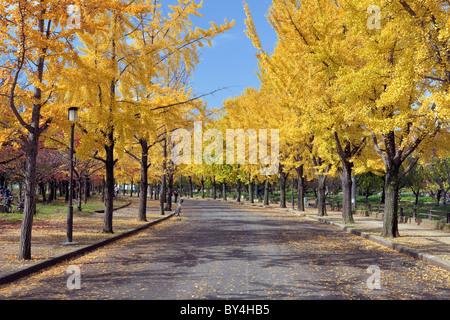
[0,198,165,277]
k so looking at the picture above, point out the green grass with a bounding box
[0,212,22,223]
[0,193,128,223]
[36,201,67,217]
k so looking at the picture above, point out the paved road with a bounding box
[0,199,449,300]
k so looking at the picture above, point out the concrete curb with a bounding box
[0,211,177,286]
[193,197,450,272]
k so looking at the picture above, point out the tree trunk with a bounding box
[317,174,327,216]
[380,187,385,204]
[138,139,149,221]
[279,166,287,208]
[160,175,166,215]
[295,165,305,211]
[340,161,354,224]
[18,182,23,203]
[201,176,205,199]
[352,176,357,209]
[222,182,227,201]
[212,176,216,199]
[165,172,173,211]
[365,186,370,202]
[87,182,91,197]
[103,140,115,234]
[39,182,46,202]
[160,129,167,215]
[333,132,357,223]
[84,177,89,204]
[130,177,133,198]
[149,183,153,199]
[54,180,58,200]
[290,176,294,209]
[413,190,419,206]
[236,179,241,202]
[382,165,400,238]
[47,180,54,203]
[77,178,82,211]
[249,178,254,203]
[19,41,46,259]
[264,179,269,206]
[435,190,442,206]
[155,184,159,200]
[19,130,39,260]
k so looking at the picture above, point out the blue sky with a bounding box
[189,1,277,110]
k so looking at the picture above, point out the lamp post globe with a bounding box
[68,107,78,122]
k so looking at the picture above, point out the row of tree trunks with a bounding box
[35,178,94,204]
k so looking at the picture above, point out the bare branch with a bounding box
[0,154,25,165]
[371,131,387,167]
[399,157,419,182]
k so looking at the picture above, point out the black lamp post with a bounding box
[62,107,79,246]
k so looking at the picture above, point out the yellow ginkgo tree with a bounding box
[339,0,449,237]
[0,0,115,260]
[244,0,339,216]
[245,0,450,236]
[58,0,234,232]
